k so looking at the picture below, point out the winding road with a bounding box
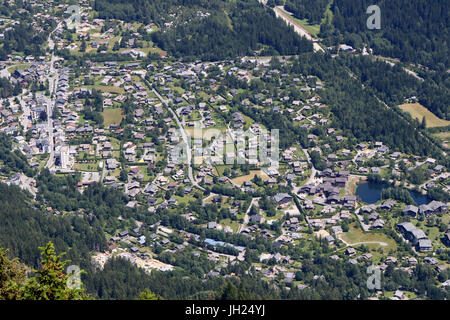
[150,86,204,191]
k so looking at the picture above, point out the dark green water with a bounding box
[355,182,429,205]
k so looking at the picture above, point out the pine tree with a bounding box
[0,248,27,300]
[220,282,239,300]
[421,116,426,129]
[80,39,86,52]
[137,289,163,300]
[0,243,89,300]
[20,242,88,300]
[219,282,254,300]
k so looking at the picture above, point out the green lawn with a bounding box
[138,165,153,182]
[418,223,446,249]
[196,91,210,100]
[321,0,334,25]
[261,206,285,221]
[383,291,417,300]
[312,204,324,216]
[169,85,185,95]
[33,153,49,170]
[102,108,124,127]
[231,170,269,186]
[219,218,241,233]
[73,162,100,172]
[173,194,196,205]
[7,63,29,74]
[294,148,307,160]
[109,137,121,150]
[340,223,397,255]
[296,18,321,37]
[399,103,450,128]
[242,114,255,130]
[295,171,311,187]
[214,165,233,177]
[433,131,450,141]
[278,7,321,37]
[186,110,202,121]
[77,84,125,94]
[106,36,122,50]
[380,167,391,178]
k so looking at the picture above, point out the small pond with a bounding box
[355,182,429,205]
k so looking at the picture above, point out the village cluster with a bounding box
[0,1,448,300]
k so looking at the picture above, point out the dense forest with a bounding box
[0,0,60,59]
[222,53,441,157]
[36,169,131,223]
[381,187,415,205]
[0,16,55,59]
[289,53,441,157]
[94,0,313,61]
[0,183,106,269]
[94,0,194,24]
[339,55,450,120]
[231,53,443,157]
[83,256,279,299]
[284,0,329,25]
[0,23,46,58]
[320,0,449,71]
[2,237,448,300]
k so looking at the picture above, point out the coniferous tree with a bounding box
[20,242,88,300]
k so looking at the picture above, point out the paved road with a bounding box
[419,172,449,190]
[374,56,424,81]
[292,148,316,197]
[301,147,316,183]
[44,17,83,171]
[18,94,31,130]
[17,174,37,197]
[150,86,204,191]
[100,161,106,183]
[355,209,370,232]
[44,53,58,169]
[238,197,259,234]
[272,6,324,53]
[44,20,65,170]
[256,1,324,52]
